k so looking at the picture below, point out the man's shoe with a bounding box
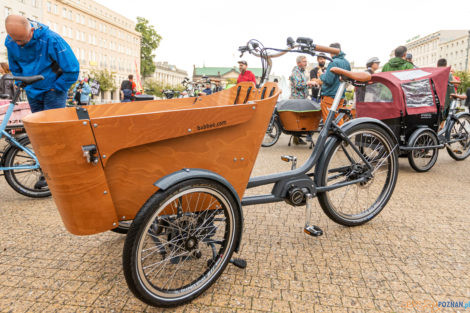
[34,176,48,190]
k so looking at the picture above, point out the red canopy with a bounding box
[356,67,450,120]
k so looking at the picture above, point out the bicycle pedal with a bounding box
[230,258,247,269]
[303,225,323,237]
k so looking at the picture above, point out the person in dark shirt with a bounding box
[120,74,136,102]
[201,83,212,95]
[309,53,327,101]
[365,57,380,74]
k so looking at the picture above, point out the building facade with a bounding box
[154,62,188,87]
[1,0,141,100]
[396,30,470,71]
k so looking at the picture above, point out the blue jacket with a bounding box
[320,52,351,98]
[73,82,91,103]
[5,21,79,99]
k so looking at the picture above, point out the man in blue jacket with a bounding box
[312,43,351,125]
[5,15,79,112]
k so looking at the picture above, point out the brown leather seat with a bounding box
[450,93,467,100]
[330,67,371,82]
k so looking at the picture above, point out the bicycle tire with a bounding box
[316,123,398,226]
[123,178,240,307]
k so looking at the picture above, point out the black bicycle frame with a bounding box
[241,82,374,206]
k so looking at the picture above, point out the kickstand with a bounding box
[288,136,292,146]
[303,193,323,237]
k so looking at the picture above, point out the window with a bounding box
[68,10,73,20]
[4,7,11,17]
[32,0,38,7]
[53,5,58,14]
[63,8,67,18]
[19,11,26,16]
[76,31,80,40]
[356,83,393,103]
[47,2,52,12]
[63,26,67,36]
[81,15,84,24]
[402,79,434,108]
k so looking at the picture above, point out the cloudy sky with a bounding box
[95,0,470,78]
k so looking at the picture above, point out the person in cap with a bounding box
[406,53,416,67]
[310,53,328,101]
[237,60,256,84]
[381,46,414,72]
[366,57,380,74]
[5,15,79,112]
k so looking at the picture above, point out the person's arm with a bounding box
[48,35,79,92]
[6,49,22,77]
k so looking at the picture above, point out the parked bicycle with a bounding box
[0,75,50,198]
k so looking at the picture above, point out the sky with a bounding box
[95,0,470,78]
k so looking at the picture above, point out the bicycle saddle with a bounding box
[450,93,467,100]
[4,74,44,85]
[330,67,371,82]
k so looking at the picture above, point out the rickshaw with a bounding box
[22,37,399,307]
[356,68,470,172]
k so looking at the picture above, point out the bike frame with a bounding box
[242,81,375,206]
[0,87,40,171]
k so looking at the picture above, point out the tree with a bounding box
[135,17,162,78]
[453,71,470,94]
[90,69,116,92]
[144,78,184,98]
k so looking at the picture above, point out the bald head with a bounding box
[5,15,33,46]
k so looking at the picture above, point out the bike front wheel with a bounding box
[123,178,240,307]
[3,136,51,198]
[316,123,398,226]
[446,114,470,160]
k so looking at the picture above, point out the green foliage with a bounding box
[135,17,162,78]
[453,71,470,94]
[345,90,354,102]
[226,78,237,85]
[90,69,116,91]
[144,78,184,98]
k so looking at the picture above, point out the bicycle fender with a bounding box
[407,127,438,146]
[154,168,244,253]
[340,117,399,146]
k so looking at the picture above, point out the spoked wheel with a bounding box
[261,119,281,147]
[446,114,470,160]
[407,129,439,172]
[123,178,240,307]
[111,220,132,234]
[316,123,398,226]
[3,136,51,198]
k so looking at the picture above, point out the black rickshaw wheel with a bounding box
[407,129,439,172]
[316,123,398,226]
[123,178,240,307]
[446,114,470,161]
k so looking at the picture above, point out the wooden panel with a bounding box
[104,90,280,221]
[23,117,118,235]
[91,103,257,167]
[22,82,280,234]
[278,111,320,131]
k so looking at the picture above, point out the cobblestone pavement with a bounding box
[0,134,469,313]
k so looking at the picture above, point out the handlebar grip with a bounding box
[314,45,340,55]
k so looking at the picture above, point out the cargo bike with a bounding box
[356,68,470,172]
[23,37,399,307]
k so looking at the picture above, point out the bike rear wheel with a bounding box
[261,119,281,147]
[123,178,240,307]
[316,123,398,226]
[446,114,470,160]
[3,137,51,198]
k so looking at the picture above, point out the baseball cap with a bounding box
[238,60,247,65]
[317,53,327,58]
[366,57,380,65]
[406,53,413,59]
